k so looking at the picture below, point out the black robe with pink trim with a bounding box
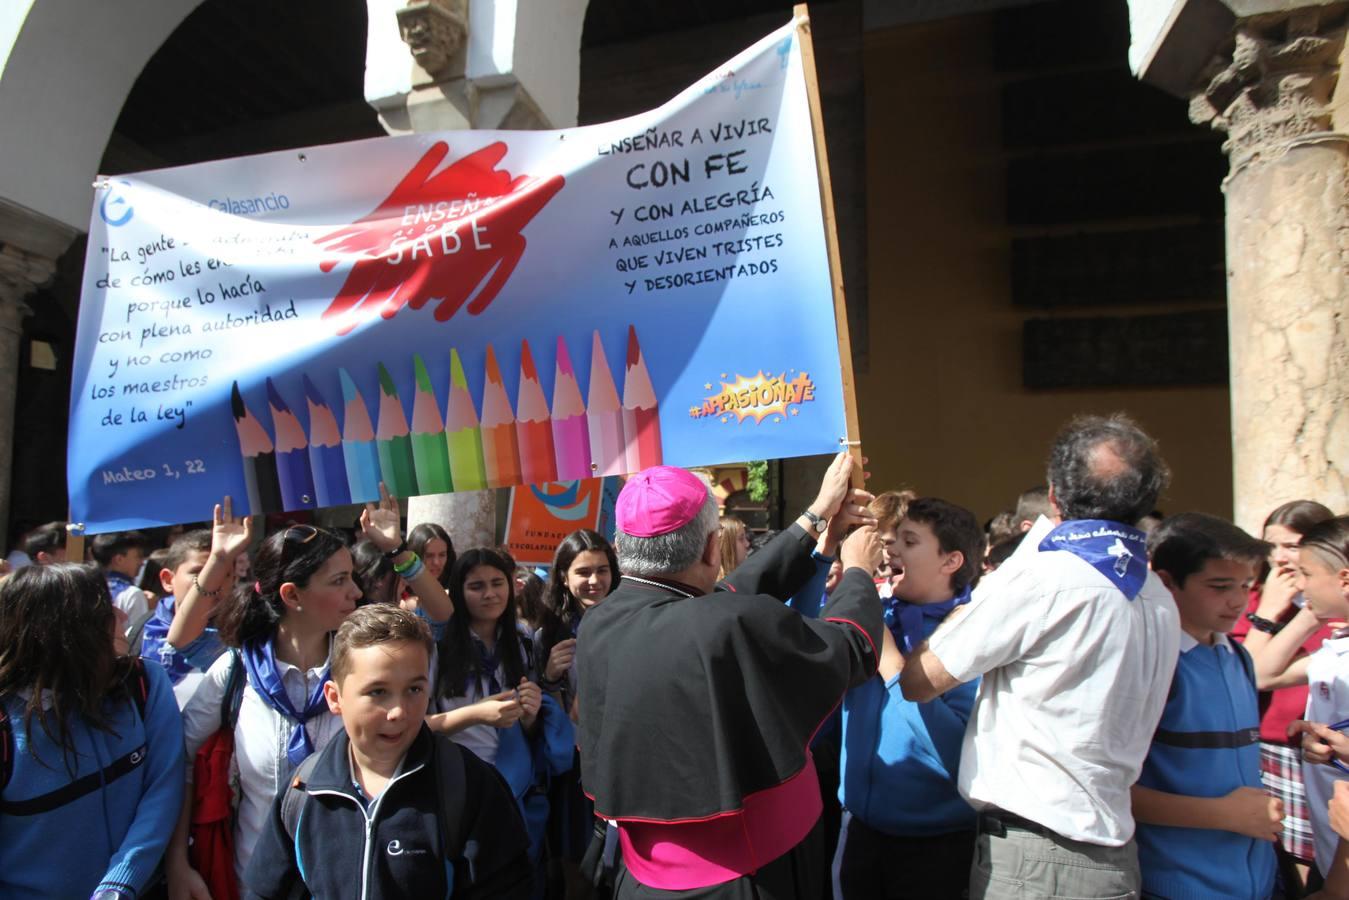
[576,523,882,896]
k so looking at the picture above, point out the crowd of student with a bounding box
[1,412,1347,900]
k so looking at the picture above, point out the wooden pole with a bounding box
[793,4,865,487]
[66,514,85,563]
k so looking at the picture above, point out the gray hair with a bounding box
[1047,413,1170,525]
[615,493,720,576]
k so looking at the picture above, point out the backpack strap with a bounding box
[435,736,467,859]
[281,752,323,842]
[220,650,245,731]
[125,607,155,657]
[1231,638,1257,689]
[127,657,151,722]
[1,658,151,793]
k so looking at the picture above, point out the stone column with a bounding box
[364,0,584,547]
[1188,8,1348,532]
[0,244,55,551]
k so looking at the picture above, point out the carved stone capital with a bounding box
[1189,6,1347,170]
[396,0,468,80]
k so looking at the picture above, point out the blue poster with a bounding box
[68,20,848,532]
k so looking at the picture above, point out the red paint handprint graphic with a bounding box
[315,141,564,335]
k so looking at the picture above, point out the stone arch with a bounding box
[0,0,205,238]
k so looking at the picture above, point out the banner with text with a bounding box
[69,19,845,532]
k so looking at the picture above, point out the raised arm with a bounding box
[167,496,252,650]
[361,482,453,621]
[1252,604,1321,690]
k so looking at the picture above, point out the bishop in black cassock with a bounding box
[577,453,885,899]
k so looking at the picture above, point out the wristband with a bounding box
[394,554,424,581]
[1245,613,1285,635]
[383,540,407,561]
[192,573,223,598]
[802,509,826,533]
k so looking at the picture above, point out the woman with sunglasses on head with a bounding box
[0,563,185,900]
[168,484,443,897]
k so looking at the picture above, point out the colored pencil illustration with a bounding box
[622,325,663,472]
[410,354,454,494]
[586,330,627,477]
[302,375,351,508]
[339,368,383,504]
[375,363,419,497]
[551,336,592,481]
[230,381,283,516]
[446,348,488,491]
[266,378,317,512]
[480,344,522,488]
[516,339,558,486]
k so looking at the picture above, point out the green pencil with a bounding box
[410,354,454,494]
[375,362,419,497]
[446,348,488,491]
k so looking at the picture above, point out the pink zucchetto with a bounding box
[615,467,710,537]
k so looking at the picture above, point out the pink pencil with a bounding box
[551,336,592,481]
[516,339,558,486]
[586,331,627,477]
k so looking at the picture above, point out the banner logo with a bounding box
[690,370,815,424]
[315,141,565,335]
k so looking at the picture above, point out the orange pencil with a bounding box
[623,325,663,472]
[516,339,558,486]
[586,330,627,477]
[480,344,522,488]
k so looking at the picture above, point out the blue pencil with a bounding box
[339,368,383,503]
[265,378,317,511]
[303,375,352,507]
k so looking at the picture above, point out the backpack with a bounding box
[280,733,467,867]
[188,650,246,900]
[0,658,151,806]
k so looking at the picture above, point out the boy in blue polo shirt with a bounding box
[1135,512,1280,899]
[834,497,983,899]
[140,502,251,704]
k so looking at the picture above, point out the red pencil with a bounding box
[622,325,662,472]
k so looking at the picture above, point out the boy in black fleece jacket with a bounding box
[244,605,532,899]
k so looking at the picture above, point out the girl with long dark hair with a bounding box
[535,529,620,713]
[0,563,184,899]
[428,548,574,871]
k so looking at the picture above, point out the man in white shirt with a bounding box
[902,414,1180,899]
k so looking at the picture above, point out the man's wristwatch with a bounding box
[802,509,827,533]
[1245,613,1285,635]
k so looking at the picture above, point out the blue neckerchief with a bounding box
[106,571,136,597]
[469,629,504,695]
[1037,519,1149,600]
[883,586,973,655]
[240,638,331,766]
